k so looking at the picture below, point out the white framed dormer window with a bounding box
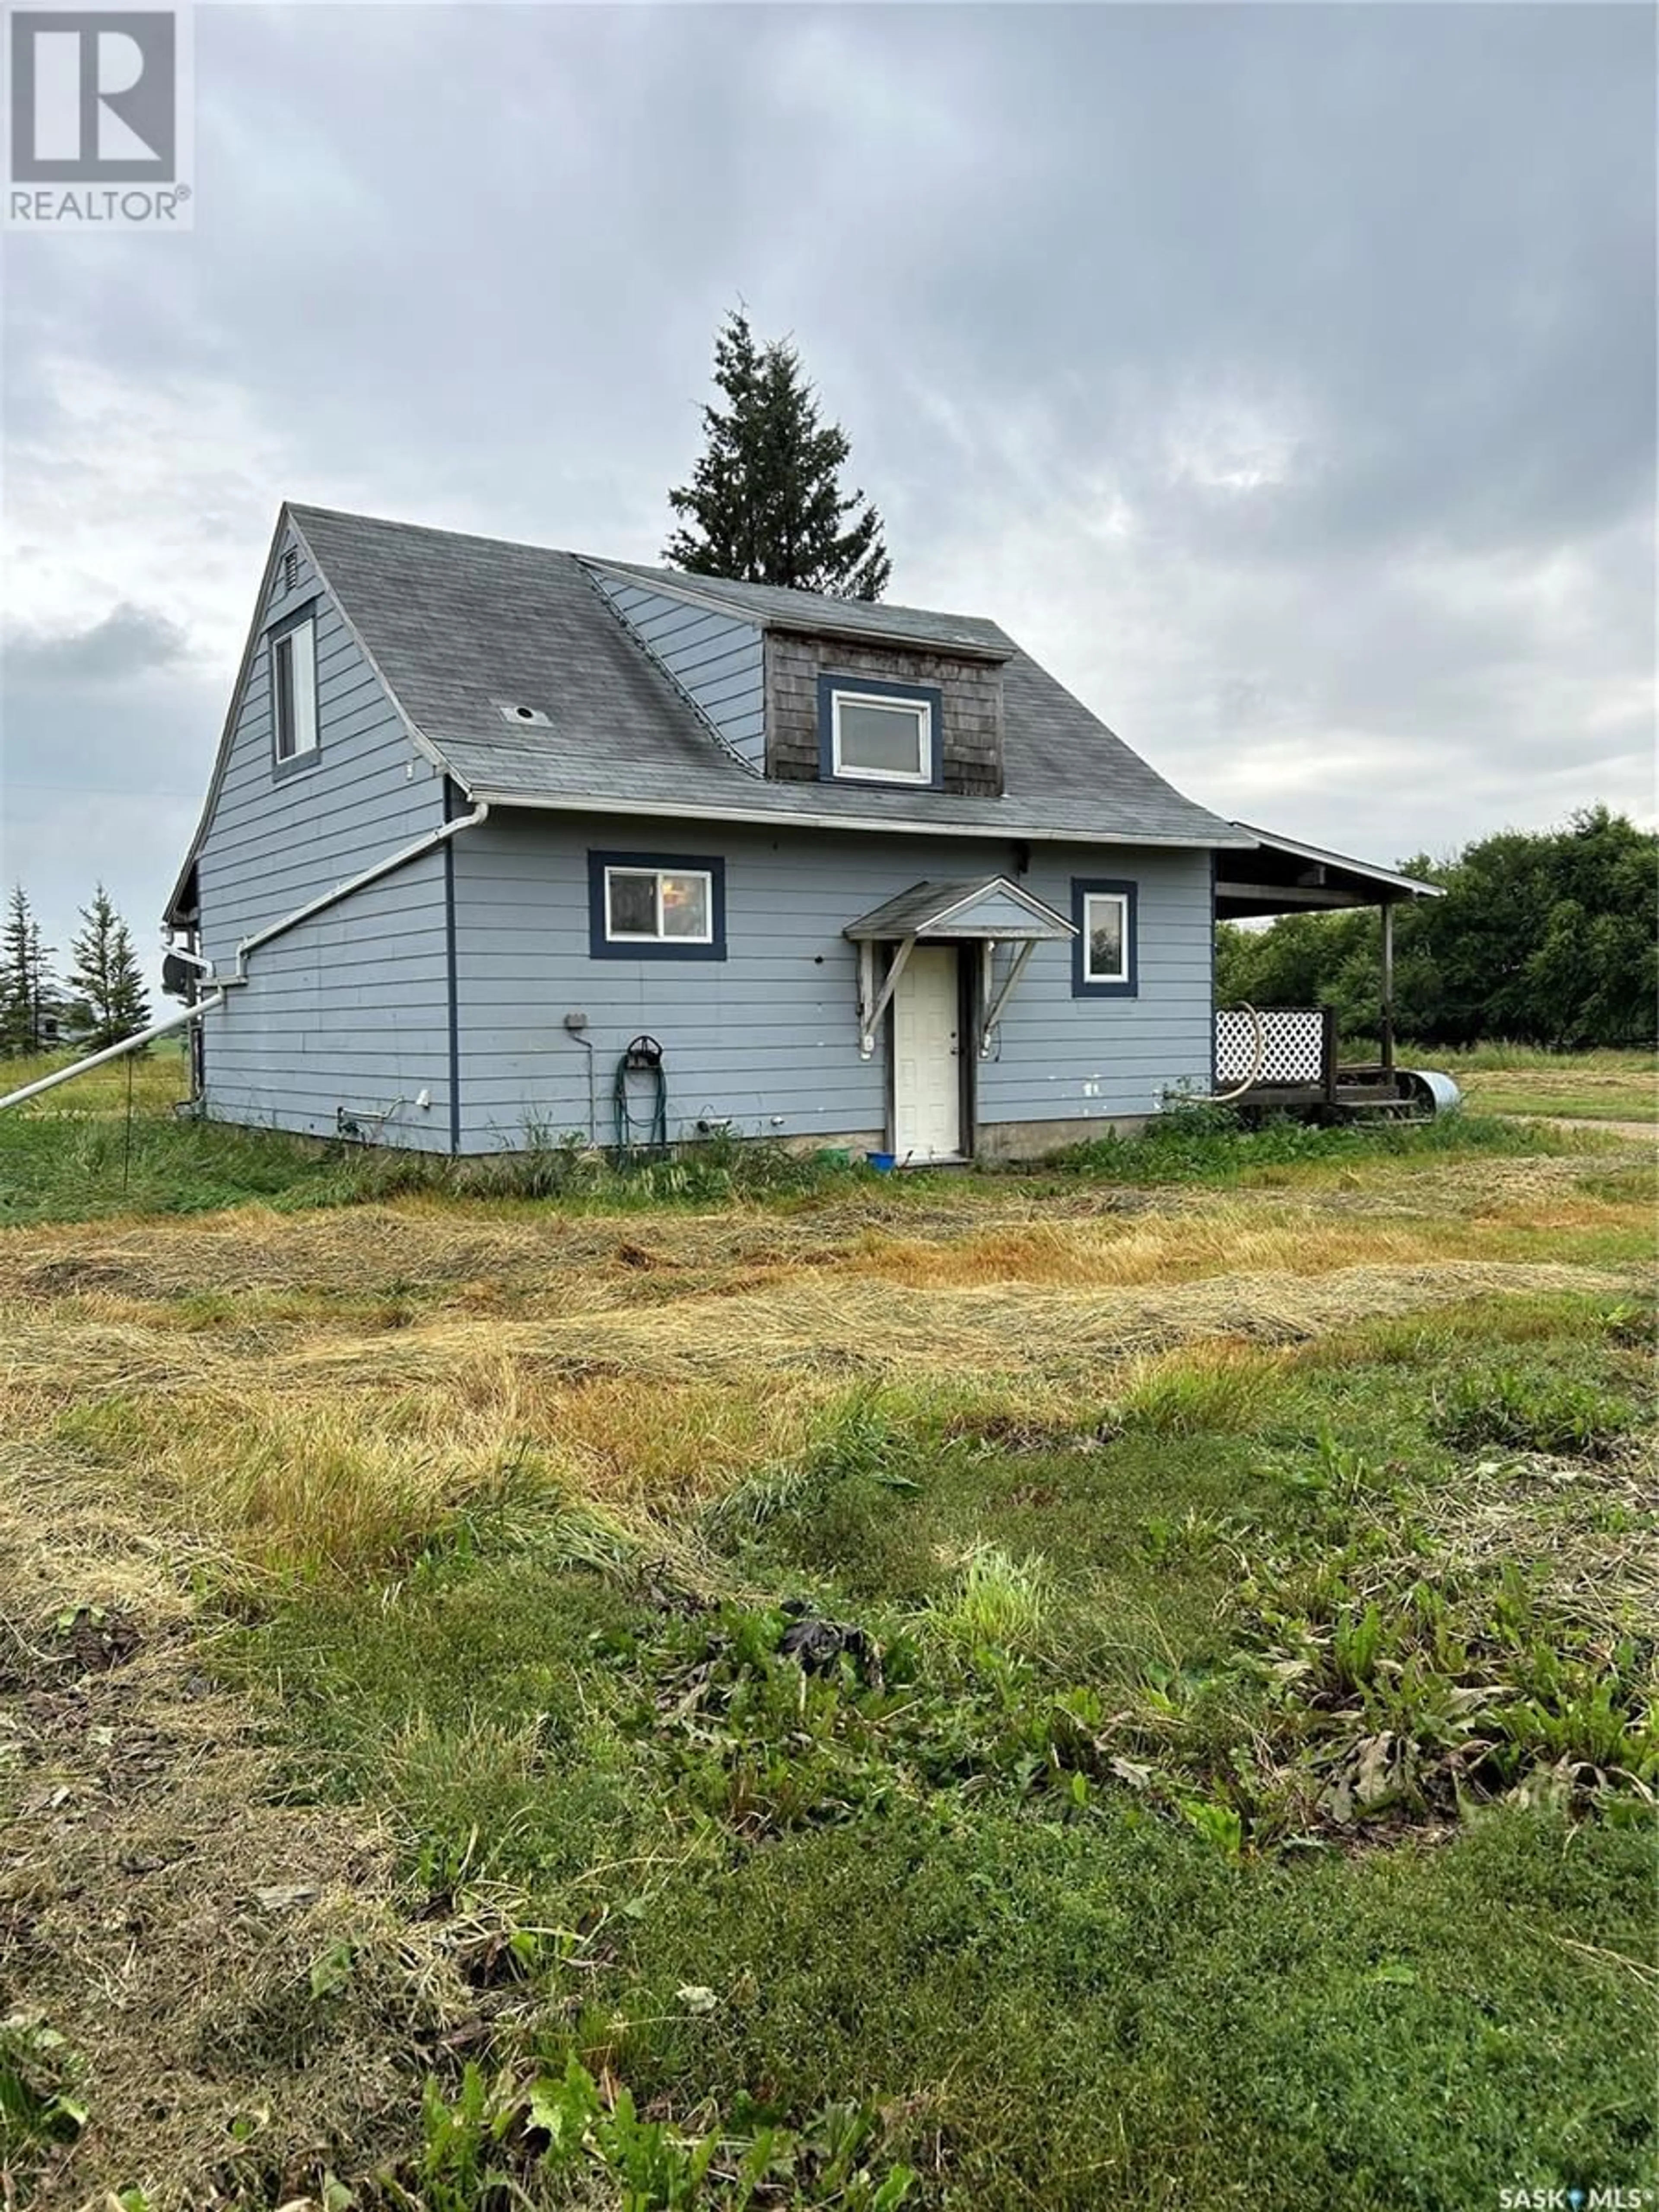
[271,610,319,771]
[817,675,942,787]
[589,852,728,961]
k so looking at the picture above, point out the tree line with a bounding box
[1217,807,1657,1050]
[1,883,151,1057]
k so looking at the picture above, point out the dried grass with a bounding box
[0,1451,487,2212]
[0,1257,1634,1595]
[259,1259,1635,1390]
[1,1646,479,2209]
[1351,1437,1659,1636]
[855,1214,1450,1289]
[1,1155,1650,2206]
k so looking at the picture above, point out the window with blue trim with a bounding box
[588,852,727,961]
[1071,879,1138,997]
[817,674,943,787]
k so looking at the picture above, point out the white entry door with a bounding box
[892,945,963,1162]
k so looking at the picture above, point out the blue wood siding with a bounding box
[590,573,766,769]
[451,811,1213,1151]
[192,522,455,1150]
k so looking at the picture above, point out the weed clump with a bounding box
[921,1545,1051,1656]
[1434,1365,1639,1457]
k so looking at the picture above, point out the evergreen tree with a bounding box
[68,884,150,1051]
[0,885,56,1056]
[665,307,892,601]
[0,887,27,1055]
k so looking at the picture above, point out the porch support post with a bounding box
[1379,899,1396,1076]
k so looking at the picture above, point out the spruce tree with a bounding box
[69,885,150,1050]
[0,885,52,1056]
[665,308,892,601]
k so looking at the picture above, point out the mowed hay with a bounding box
[270,1259,1636,1392]
[852,1213,1458,1287]
[0,1447,479,2209]
[2,1147,1650,2209]
[1,1132,1639,1303]
[1,1638,476,2208]
[2,1259,1637,1586]
[4,1150,1647,1581]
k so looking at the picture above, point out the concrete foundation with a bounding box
[972,1113,1152,1161]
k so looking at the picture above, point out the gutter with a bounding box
[0,804,491,1116]
[458,789,1252,851]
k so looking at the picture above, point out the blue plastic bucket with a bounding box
[865,1150,896,1173]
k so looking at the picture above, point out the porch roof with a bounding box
[1217,825,1444,919]
[844,876,1075,943]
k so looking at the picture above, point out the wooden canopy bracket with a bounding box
[857,937,915,1060]
[978,939,1037,1057]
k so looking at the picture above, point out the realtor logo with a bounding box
[6,3,193,228]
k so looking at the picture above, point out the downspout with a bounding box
[231,802,489,974]
[0,802,491,1117]
[0,994,228,1112]
[442,779,464,1156]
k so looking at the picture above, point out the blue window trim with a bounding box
[269,600,322,781]
[1071,878,1139,998]
[588,850,728,962]
[817,673,944,788]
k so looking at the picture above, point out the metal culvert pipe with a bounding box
[1397,1069,1464,1117]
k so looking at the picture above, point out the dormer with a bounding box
[585,561,1011,798]
[763,627,1007,797]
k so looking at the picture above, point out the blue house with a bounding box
[162,505,1419,1162]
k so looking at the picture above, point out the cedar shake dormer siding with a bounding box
[763,631,1006,797]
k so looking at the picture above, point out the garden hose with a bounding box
[613,1035,669,1160]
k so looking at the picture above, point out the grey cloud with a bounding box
[6,602,192,682]
[1,1,1653,977]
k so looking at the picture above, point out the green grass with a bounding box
[1421,1044,1656,1124]
[0,1039,1643,1231]
[1423,1042,1654,1074]
[218,1292,1657,2209]
[1042,1101,1579,1185]
[0,1085,1594,1228]
[0,1037,191,1113]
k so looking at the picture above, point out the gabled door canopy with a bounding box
[843,876,1075,1061]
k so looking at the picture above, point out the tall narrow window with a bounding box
[1070,879,1138,997]
[272,614,318,766]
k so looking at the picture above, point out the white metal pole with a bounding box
[0,993,226,1113]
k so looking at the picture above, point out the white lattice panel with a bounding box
[1216,1007,1328,1086]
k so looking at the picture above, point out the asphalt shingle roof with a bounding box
[286,504,1248,849]
[843,878,1074,940]
[588,557,1015,658]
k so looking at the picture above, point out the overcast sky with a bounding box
[3,1,1653,990]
